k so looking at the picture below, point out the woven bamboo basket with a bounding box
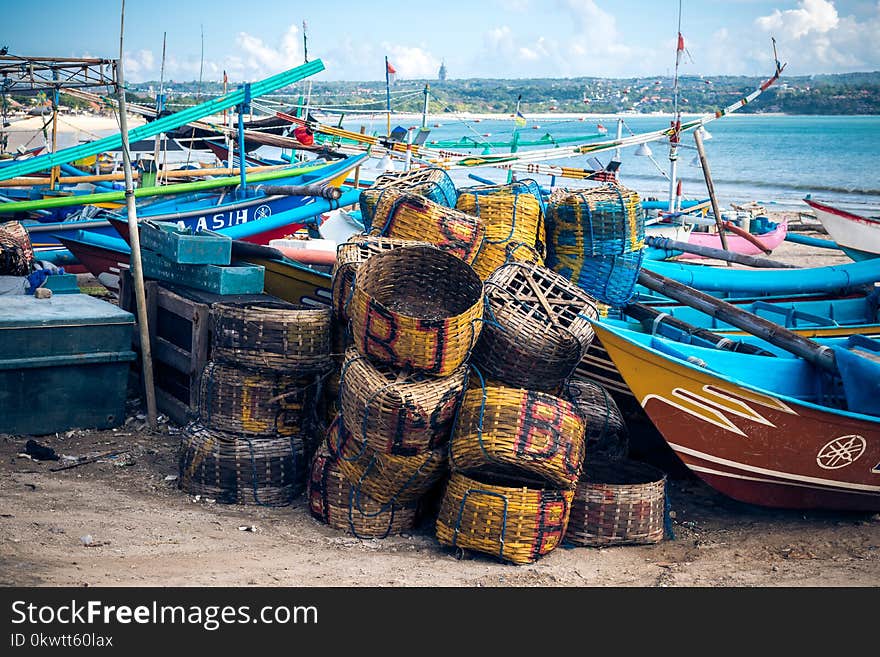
[0,220,34,276]
[450,381,586,488]
[565,375,629,462]
[178,423,308,506]
[332,235,433,322]
[546,184,643,257]
[362,190,486,265]
[567,459,666,547]
[198,360,319,438]
[212,301,331,373]
[473,261,598,391]
[435,472,574,565]
[349,246,484,377]
[327,415,448,507]
[455,187,546,280]
[339,347,467,456]
[457,179,547,216]
[547,246,644,308]
[358,167,458,225]
[308,448,418,538]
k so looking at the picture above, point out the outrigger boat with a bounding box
[590,320,880,512]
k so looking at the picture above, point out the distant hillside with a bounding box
[128,71,880,115]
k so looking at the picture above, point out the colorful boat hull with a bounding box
[680,219,788,259]
[592,321,880,512]
[805,198,880,261]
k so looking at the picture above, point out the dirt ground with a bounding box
[2,213,878,587]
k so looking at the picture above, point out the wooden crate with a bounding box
[119,270,278,425]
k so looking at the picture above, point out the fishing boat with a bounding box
[683,216,788,258]
[20,154,366,254]
[52,188,357,292]
[591,320,880,512]
[804,197,880,262]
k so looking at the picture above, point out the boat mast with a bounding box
[668,0,683,213]
[151,31,166,183]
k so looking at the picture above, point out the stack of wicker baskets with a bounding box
[311,242,483,538]
[545,183,645,307]
[358,167,459,226]
[179,301,332,506]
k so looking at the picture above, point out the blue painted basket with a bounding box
[547,184,644,257]
[547,247,644,308]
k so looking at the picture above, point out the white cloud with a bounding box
[382,43,441,78]
[756,0,839,38]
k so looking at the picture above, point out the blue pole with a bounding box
[237,83,251,197]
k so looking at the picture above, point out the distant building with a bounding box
[438,61,447,81]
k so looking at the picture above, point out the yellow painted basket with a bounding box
[332,235,432,322]
[327,415,448,507]
[349,245,484,377]
[456,187,546,280]
[363,190,486,265]
[450,379,586,488]
[358,167,458,225]
[436,472,575,565]
[308,448,418,539]
[339,347,467,456]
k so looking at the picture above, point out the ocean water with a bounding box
[340,114,880,214]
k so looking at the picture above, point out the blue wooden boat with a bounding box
[591,320,880,511]
[23,154,366,254]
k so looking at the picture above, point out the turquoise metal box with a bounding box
[0,294,137,435]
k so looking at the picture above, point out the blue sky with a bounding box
[4,0,879,82]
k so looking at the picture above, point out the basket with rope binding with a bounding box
[547,247,644,308]
[449,374,586,489]
[361,190,486,265]
[308,447,419,538]
[198,360,320,438]
[566,459,666,547]
[358,167,459,226]
[564,375,629,462]
[455,185,546,280]
[327,414,448,507]
[332,235,433,322]
[349,245,485,377]
[339,346,467,456]
[545,184,643,257]
[457,178,547,216]
[212,301,332,373]
[178,422,308,506]
[0,220,35,276]
[435,472,574,565]
[473,261,599,392]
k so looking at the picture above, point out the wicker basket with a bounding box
[450,380,586,488]
[212,301,331,373]
[548,247,644,308]
[327,415,447,507]
[435,472,574,565]
[565,375,629,462]
[362,190,486,265]
[339,347,467,456]
[178,423,308,506]
[473,261,598,391]
[332,235,433,322]
[349,246,484,377]
[456,187,545,280]
[457,179,547,216]
[198,360,319,438]
[546,184,643,257]
[308,448,418,538]
[359,167,459,225]
[567,459,666,547]
[0,220,34,276]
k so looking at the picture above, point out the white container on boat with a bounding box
[269,238,337,252]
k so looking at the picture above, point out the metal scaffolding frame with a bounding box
[0,55,118,95]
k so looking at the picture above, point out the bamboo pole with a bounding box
[118,0,157,429]
[0,163,292,187]
[693,127,731,257]
[637,268,837,373]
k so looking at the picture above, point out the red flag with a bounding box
[386,60,397,75]
[677,33,685,52]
